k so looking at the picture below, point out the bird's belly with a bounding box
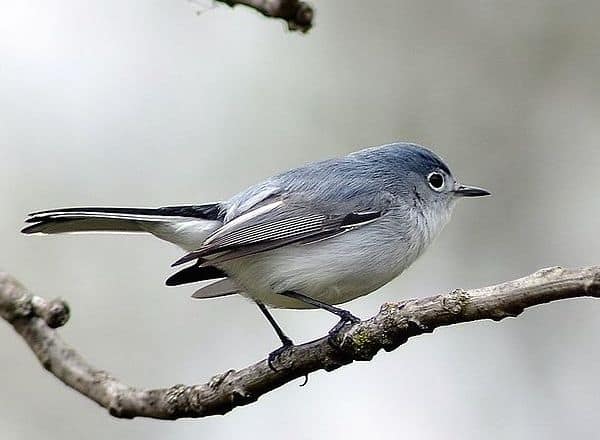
[221,259,394,309]
[218,227,422,309]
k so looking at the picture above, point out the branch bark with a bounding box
[1,266,599,419]
[215,0,314,32]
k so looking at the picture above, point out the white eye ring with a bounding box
[427,171,445,191]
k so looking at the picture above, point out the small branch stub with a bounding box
[1,266,598,419]
[31,296,70,328]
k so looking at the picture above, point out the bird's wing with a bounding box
[172,197,384,266]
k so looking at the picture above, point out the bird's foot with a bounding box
[267,336,295,372]
[328,311,360,345]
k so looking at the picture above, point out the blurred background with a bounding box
[2,1,600,438]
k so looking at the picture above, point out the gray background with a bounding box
[2,1,599,439]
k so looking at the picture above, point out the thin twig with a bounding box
[216,0,314,32]
[1,266,598,419]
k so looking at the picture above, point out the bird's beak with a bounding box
[453,184,491,197]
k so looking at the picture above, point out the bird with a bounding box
[22,142,489,366]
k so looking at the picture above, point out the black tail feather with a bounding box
[166,265,227,286]
[27,203,223,221]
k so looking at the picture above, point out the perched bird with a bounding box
[22,142,489,364]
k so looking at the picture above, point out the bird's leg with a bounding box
[278,291,360,340]
[256,301,295,371]
[256,301,294,347]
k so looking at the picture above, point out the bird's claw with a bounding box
[267,337,294,371]
[328,311,360,346]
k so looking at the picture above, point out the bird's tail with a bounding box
[22,204,223,251]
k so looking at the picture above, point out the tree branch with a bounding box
[1,266,599,419]
[215,0,314,32]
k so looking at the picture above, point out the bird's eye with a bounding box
[427,172,444,191]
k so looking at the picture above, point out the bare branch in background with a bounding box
[1,266,598,419]
[215,0,314,32]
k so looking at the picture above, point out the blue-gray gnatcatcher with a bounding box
[23,142,489,362]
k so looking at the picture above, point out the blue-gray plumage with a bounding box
[22,142,489,361]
